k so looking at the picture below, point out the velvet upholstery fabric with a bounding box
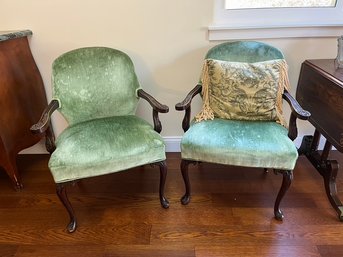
[52,47,140,125]
[205,41,284,64]
[181,119,298,170]
[49,115,165,183]
[49,47,166,183]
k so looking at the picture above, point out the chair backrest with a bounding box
[52,47,140,125]
[197,41,288,125]
[205,41,284,63]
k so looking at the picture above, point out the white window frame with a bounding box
[209,0,343,40]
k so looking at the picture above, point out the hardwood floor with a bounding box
[0,152,343,257]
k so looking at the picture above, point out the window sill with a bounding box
[208,24,343,41]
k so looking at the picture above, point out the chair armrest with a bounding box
[30,99,59,135]
[282,91,311,141]
[175,84,202,111]
[175,84,202,132]
[282,90,310,120]
[137,89,169,113]
[137,89,169,133]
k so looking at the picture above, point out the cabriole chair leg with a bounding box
[56,183,77,233]
[155,160,169,209]
[180,159,193,205]
[274,170,293,221]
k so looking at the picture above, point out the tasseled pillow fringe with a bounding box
[194,60,214,122]
[274,59,290,127]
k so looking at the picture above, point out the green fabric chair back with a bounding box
[205,41,284,63]
[52,47,140,125]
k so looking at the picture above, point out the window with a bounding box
[209,0,343,40]
[226,0,337,9]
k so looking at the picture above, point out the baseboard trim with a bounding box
[164,136,182,152]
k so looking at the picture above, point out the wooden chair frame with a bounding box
[175,84,310,220]
[31,89,169,232]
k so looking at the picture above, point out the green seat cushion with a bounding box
[181,119,298,170]
[49,115,165,183]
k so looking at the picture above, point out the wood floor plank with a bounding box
[0,244,18,257]
[0,224,151,245]
[317,245,343,257]
[98,206,238,226]
[15,245,195,257]
[195,245,321,257]
[150,224,319,246]
[232,207,339,226]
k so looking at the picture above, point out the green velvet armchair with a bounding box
[175,41,310,220]
[31,47,169,232]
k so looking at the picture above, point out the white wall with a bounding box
[1,0,338,152]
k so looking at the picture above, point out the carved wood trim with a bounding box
[30,99,59,135]
[175,84,202,132]
[137,89,169,133]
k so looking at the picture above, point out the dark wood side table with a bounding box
[0,30,54,189]
[297,59,343,220]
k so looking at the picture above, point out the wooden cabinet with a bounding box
[0,30,50,189]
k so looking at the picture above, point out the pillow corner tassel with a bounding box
[275,59,291,128]
[194,60,215,123]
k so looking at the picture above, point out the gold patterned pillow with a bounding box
[195,59,290,126]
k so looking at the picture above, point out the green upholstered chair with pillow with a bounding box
[175,41,310,220]
[31,47,169,232]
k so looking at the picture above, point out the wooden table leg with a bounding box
[322,159,343,220]
[299,132,343,220]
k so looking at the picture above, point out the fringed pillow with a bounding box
[195,59,290,126]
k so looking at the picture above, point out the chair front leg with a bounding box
[154,161,169,209]
[180,159,197,205]
[274,169,293,221]
[56,182,77,233]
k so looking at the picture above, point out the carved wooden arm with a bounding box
[283,90,311,120]
[30,99,59,135]
[282,90,311,140]
[137,89,169,133]
[30,99,59,153]
[175,84,202,132]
